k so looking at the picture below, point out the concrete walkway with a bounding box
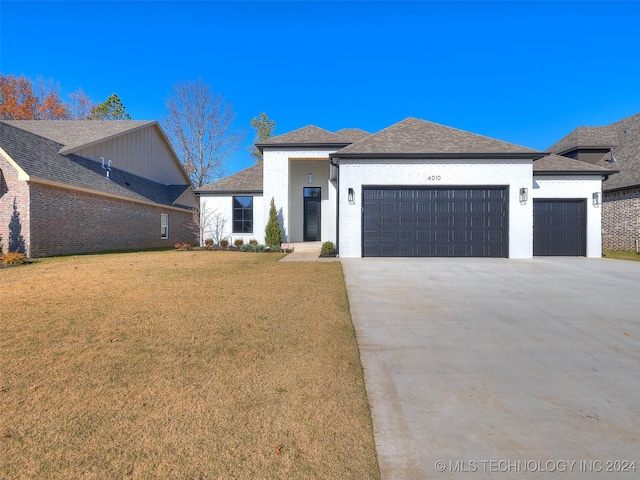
[278,242,339,262]
[341,257,640,479]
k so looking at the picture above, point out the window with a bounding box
[161,213,169,239]
[233,196,253,233]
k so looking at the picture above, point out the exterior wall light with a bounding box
[308,173,313,184]
[519,187,528,204]
[593,192,601,207]
[348,188,355,205]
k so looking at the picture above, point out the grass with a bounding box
[0,251,379,479]
[602,249,640,262]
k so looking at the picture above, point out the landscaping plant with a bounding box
[265,197,282,248]
[321,241,336,255]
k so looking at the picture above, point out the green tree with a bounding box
[265,197,282,247]
[90,93,131,120]
[249,112,276,163]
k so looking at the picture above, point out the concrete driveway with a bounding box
[341,257,640,479]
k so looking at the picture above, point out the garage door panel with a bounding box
[363,187,508,257]
[534,199,586,256]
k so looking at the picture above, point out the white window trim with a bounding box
[161,213,169,239]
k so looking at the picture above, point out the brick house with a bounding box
[198,117,616,258]
[0,120,196,257]
[548,113,640,252]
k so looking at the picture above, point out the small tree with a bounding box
[189,205,227,247]
[265,197,282,247]
[249,112,276,163]
[90,93,131,120]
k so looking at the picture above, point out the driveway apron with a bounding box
[341,257,640,479]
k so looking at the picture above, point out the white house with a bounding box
[197,117,616,258]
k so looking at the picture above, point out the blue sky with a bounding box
[2,1,640,176]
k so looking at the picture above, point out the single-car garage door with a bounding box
[533,199,586,256]
[362,187,509,257]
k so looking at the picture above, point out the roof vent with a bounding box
[608,148,617,163]
[101,157,106,169]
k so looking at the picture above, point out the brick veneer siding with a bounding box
[29,182,195,257]
[0,157,31,256]
[602,188,640,251]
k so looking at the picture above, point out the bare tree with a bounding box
[209,211,228,247]
[67,88,95,119]
[189,205,227,247]
[164,79,244,188]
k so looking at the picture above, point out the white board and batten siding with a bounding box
[77,125,188,186]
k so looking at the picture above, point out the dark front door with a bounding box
[304,187,321,241]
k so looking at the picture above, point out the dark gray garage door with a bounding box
[533,199,586,256]
[362,187,509,257]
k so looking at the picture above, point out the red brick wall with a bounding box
[29,183,196,257]
[0,156,31,255]
[602,189,640,251]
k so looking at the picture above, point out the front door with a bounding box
[304,187,321,241]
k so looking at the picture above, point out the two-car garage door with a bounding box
[362,187,508,257]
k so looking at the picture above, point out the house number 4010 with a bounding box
[427,175,441,181]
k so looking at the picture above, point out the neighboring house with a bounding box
[548,113,639,251]
[199,117,616,258]
[0,120,196,257]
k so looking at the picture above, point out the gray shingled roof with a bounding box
[0,121,191,208]
[597,114,640,190]
[333,128,371,143]
[197,163,263,193]
[334,117,541,157]
[548,126,619,155]
[533,154,618,175]
[2,120,155,154]
[257,125,351,147]
[548,113,640,191]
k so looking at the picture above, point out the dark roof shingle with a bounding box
[334,117,540,156]
[548,112,640,191]
[197,163,263,193]
[258,125,346,146]
[533,154,618,175]
[547,126,619,155]
[2,120,155,154]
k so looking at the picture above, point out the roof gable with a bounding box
[333,128,371,143]
[547,126,619,155]
[258,125,348,147]
[548,112,640,191]
[334,117,539,157]
[3,120,156,154]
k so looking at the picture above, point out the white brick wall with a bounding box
[263,148,338,243]
[532,176,603,257]
[338,159,534,258]
[200,194,264,245]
